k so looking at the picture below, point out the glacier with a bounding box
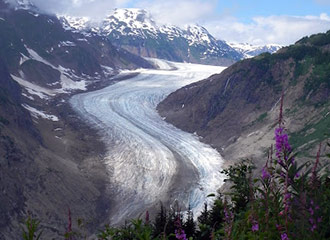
[70,59,226,224]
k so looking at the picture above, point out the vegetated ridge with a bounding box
[158,30,330,166]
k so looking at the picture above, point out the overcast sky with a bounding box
[9,0,330,45]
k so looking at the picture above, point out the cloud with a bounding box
[7,0,131,20]
[135,0,217,26]
[6,0,330,45]
[205,14,330,45]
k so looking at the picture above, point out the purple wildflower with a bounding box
[309,207,314,216]
[66,208,73,240]
[311,224,317,232]
[175,229,187,240]
[275,128,292,163]
[68,208,72,233]
[281,232,289,240]
[174,217,187,240]
[311,143,322,187]
[284,193,291,201]
[276,224,282,231]
[262,167,271,180]
[223,202,234,240]
[145,211,150,224]
[251,221,259,232]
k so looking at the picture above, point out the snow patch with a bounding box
[21,92,34,100]
[25,46,88,92]
[228,42,282,58]
[58,41,76,47]
[58,66,87,90]
[11,74,57,99]
[22,104,59,121]
[59,15,91,32]
[19,53,30,65]
[28,12,39,17]
[26,46,53,66]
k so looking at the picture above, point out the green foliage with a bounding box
[153,203,167,238]
[21,216,42,240]
[256,112,267,123]
[183,205,196,239]
[98,219,154,240]
[293,57,313,80]
[289,111,330,151]
[20,127,330,240]
[221,160,255,213]
[296,30,330,46]
[0,116,9,125]
[274,45,319,61]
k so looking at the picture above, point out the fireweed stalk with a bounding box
[174,218,187,240]
[260,149,272,228]
[65,208,73,240]
[223,200,234,240]
[274,94,292,238]
[307,143,323,233]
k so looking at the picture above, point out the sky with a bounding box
[9,0,330,45]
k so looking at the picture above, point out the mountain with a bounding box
[158,30,330,166]
[228,42,282,58]
[0,1,155,239]
[61,8,242,66]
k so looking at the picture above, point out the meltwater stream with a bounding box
[70,59,226,223]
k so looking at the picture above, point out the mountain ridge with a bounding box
[59,8,241,66]
[59,8,283,65]
[228,42,282,58]
[158,30,330,167]
[0,2,155,239]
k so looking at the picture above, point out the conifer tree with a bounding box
[153,203,167,238]
[183,204,196,238]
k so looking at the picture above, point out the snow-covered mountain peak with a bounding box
[228,42,282,58]
[58,8,243,65]
[110,8,152,23]
[100,8,158,37]
[185,24,215,46]
[59,15,92,32]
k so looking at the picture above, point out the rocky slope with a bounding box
[0,1,154,239]
[158,31,330,167]
[61,8,243,66]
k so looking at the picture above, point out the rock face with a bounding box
[0,1,154,239]
[61,8,243,66]
[158,31,330,166]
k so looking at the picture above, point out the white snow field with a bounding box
[70,59,226,224]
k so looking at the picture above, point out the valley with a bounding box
[0,0,329,239]
[70,59,226,224]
